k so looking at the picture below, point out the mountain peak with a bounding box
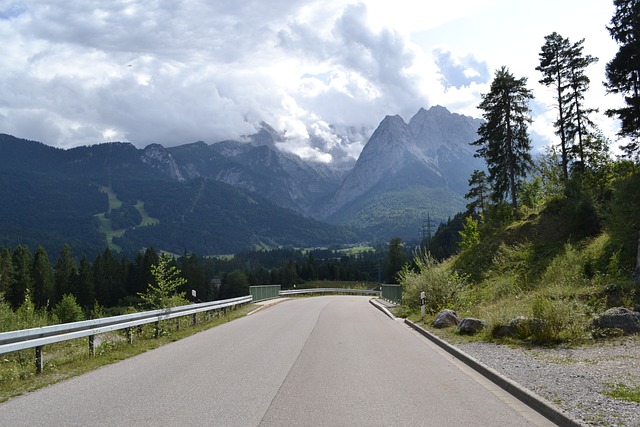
[141,143,185,181]
[248,122,282,149]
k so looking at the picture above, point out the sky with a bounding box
[0,0,623,164]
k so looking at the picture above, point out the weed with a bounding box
[604,383,640,403]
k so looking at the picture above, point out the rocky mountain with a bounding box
[0,105,484,254]
[318,106,484,239]
[141,123,346,216]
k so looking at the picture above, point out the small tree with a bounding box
[138,254,188,309]
[53,294,85,324]
[458,216,481,251]
[465,170,490,215]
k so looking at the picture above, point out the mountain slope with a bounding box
[321,106,483,239]
[0,134,358,257]
[159,125,345,215]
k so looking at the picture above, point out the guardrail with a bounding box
[0,295,252,373]
[279,288,380,297]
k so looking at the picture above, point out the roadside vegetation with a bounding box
[399,1,640,346]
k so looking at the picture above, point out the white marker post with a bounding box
[420,291,426,317]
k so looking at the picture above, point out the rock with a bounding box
[433,309,460,328]
[591,307,640,334]
[493,317,545,338]
[457,317,489,335]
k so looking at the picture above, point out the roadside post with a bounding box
[420,291,426,317]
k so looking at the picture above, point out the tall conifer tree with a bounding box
[10,245,33,308]
[54,244,78,304]
[473,66,534,211]
[32,246,55,309]
[537,32,573,179]
[537,32,598,175]
[605,0,640,157]
[566,38,598,169]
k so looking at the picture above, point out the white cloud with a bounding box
[0,0,623,161]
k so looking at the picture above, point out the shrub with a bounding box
[530,295,588,343]
[399,249,467,314]
[540,243,586,288]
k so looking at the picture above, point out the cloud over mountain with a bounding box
[0,1,620,161]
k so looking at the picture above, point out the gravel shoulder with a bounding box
[453,336,640,426]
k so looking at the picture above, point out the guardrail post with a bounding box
[154,321,160,338]
[127,328,133,344]
[192,313,197,326]
[35,346,43,374]
[89,335,95,356]
[176,318,180,331]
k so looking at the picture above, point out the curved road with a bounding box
[0,297,555,426]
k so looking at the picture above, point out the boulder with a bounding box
[493,316,545,338]
[591,307,640,335]
[457,317,489,335]
[433,309,460,328]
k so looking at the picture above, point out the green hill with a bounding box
[401,164,640,344]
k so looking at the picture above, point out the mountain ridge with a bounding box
[0,105,483,255]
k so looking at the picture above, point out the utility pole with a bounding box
[421,213,434,251]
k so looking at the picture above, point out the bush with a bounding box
[530,295,588,343]
[399,249,467,314]
[540,243,586,288]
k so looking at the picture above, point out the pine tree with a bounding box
[32,246,55,309]
[76,255,95,309]
[464,170,490,215]
[605,0,640,157]
[0,248,15,300]
[473,66,534,212]
[536,32,573,179]
[54,244,78,304]
[566,38,598,170]
[385,237,407,284]
[537,33,598,176]
[10,245,33,309]
[93,248,126,307]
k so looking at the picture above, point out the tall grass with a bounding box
[399,249,467,313]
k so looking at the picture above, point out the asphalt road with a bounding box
[0,296,555,426]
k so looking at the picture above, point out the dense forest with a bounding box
[0,243,402,326]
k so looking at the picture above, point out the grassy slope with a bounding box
[405,189,639,344]
[95,188,159,250]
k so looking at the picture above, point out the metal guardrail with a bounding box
[0,295,252,373]
[279,288,380,297]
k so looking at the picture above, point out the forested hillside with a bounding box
[0,134,360,257]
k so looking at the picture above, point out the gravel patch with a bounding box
[455,337,640,426]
